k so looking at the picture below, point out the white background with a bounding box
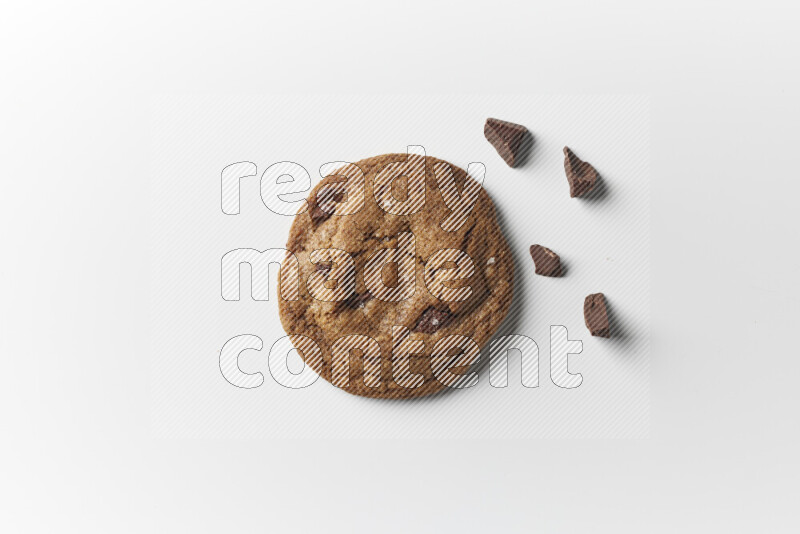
[2,0,799,531]
[152,94,650,439]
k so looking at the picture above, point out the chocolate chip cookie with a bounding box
[278,153,513,399]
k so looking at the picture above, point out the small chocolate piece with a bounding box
[484,118,529,168]
[584,293,610,338]
[413,306,453,334]
[529,245,562,277]
[563,147,599,198]
[315,261,332,272]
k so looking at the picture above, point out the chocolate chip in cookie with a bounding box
[309,202,331,226]
[413,306,453,334]
[309,190,345,226]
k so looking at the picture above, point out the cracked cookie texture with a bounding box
[278,154,513,399]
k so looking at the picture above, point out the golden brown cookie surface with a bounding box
[278,154,513,399]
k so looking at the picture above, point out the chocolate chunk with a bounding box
[308,189,345,226]
[529,245,562,277]
[563,147,599,197]
[343,292,372,309]
[309,201,331,226]
[413,306,453,334]
[484,118,530,168]
[584,293,610,338]
[315,261,332,272]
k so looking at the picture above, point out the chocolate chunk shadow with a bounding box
[512,130,536,169]
[602,296,635,350]
[579,172,609,202]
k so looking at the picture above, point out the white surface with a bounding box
[151,94,650,439]
[2,0,799,532]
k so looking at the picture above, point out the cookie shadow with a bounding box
[556,255,569,277]
[426,198,527,399]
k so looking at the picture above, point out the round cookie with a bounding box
[278,153,513,399]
